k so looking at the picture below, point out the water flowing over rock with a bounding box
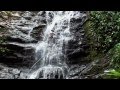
[28,11,87,79]
[0,11,89,79]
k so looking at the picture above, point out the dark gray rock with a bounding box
[65,12,89,64]
[6,35,38,43]
[67,65,86,79]
[67,55,110,79]
[0,42,35,68]
[30,24,46,41]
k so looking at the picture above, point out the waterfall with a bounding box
[7,11,86,79]
[28,11,82,79]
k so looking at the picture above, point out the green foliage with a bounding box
[85,11,120,54]
[104,69,120,79]
[102,43,120,79]
[108,43,120,69]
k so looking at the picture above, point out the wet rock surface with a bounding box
[0,11,109,79]
[0,64,27,79]
[30,24,46,41]
[0,11,46,67]
[67,55,110,79]
[66,12,89,64]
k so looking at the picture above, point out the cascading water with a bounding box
[7,11,86,79]
[28,11,82,79]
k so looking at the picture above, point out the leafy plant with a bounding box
[107,43,120,69]
[85,11,120,54]
[104,69,120,79]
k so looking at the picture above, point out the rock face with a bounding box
[66,11,89,64]
[0,11,103,79]
[0,11,46,68]
[67,55,110,79]
[0,64,27,79]
[1,11,89,66]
